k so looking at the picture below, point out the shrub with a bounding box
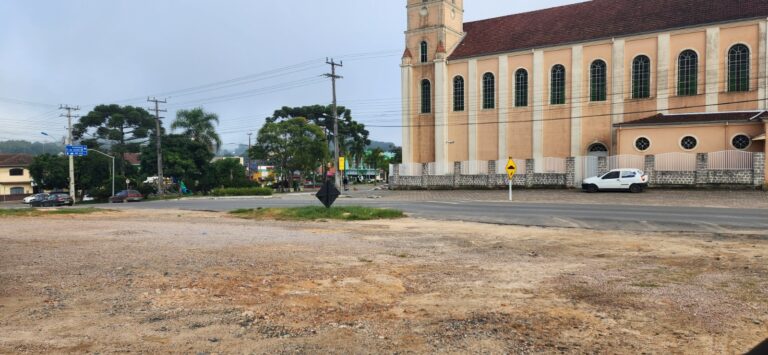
[210,187,273,197]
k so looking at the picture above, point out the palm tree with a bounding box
[171,108,222,153]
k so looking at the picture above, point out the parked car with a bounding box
[23,193,47,204]
[110,190,144,203]
[582,169,649,193]
[30,193,74,207]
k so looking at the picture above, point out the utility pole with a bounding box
[323,58,343,188]
[60,105,79,204]
[148,97,167,195]
[247,132,253,179]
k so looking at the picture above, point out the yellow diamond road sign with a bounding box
[506,158,517,179]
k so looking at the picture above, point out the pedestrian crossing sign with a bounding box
[506,158,517,179]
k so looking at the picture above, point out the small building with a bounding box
[616,111,767,155]
[0,153,34,199]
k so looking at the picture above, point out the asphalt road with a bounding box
[98,195,768,234]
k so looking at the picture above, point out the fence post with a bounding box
[695,153,708,186]
[525,159,535,188]
[597,156,608,175]
[453,161,461,188]
[391,164,400,187]
[565,157,576,188]
[421,163,429,188]
[644,155,655,186]
[753,152,765,187]
[487,160,496,188]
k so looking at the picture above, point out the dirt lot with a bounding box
[1,209,766,354]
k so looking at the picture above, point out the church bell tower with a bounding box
[402,0,464,165]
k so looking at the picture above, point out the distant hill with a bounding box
[0,140,64,156]
[367,140,397,151]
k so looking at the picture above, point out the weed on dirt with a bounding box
[229,206,404,221]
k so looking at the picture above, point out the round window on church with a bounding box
[680,136,698,151]
[635,137,651,152]
[732,134,751,150]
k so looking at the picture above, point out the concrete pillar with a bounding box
[532,50,545,165]
[434,58,449,174]
[754,152,766,187]
[487,160,497,188]
[468,59,478,161]
[453,161,461,187]
[657,34,671,114]
[597,156,608,175]
[565,157,576,188]
[705,27,720,113]
[421,163,429,188]
[695,153,708,185]
[401,64,413,164]
[610,39,626,152]
[644,155,655,186]
[759,21,767,110]
[525,159,535,188]
[498,55,509,161]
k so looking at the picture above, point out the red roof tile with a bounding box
[0,153,34,167]
[615,111,768,127]
[450,0,768,60]
[123,153,141,166]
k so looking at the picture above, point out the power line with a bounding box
[324,58,344,188]
[362,97,768,128]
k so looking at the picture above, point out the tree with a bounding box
[140,134,214,193]
[203,158,250,190]
[171,107,222,153]
[249,117,328,191]
[73,104,156,176]
[266,105,370,166]
[29,154,69,190]
[389,146,402,164]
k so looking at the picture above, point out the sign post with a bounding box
[505,158,517,201]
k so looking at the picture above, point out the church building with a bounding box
[401,0,768,175]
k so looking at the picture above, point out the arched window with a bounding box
[420,79,431,113]
[678,50,698,96]
[420,41,428,63]
[728,44,750,92]
[550,65,566,105]
[514,69,528,107]
[632,55,651,99]
[453,76,464,112]
[9,168,23,176]
[590,60,607,102]
[482,73,495,109]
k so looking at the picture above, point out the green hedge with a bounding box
[210,187,273,197]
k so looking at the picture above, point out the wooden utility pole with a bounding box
[247,132,253,179]
[324,58,343,188]
[147,97,167,195]
[60,105,79,203]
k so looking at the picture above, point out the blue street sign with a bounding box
[66,145,88,157]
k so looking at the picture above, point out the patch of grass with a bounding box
[0,207,106,217]
[630,281,662,288]
[229,206,405,221]
[211,187,273,197]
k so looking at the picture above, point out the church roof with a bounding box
[449,0,768,60]
[614,111,768,127]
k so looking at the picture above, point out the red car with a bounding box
[110,190,144,203]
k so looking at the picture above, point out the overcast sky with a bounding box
[0,0,581,147]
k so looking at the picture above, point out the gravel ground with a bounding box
[0,209,766,354]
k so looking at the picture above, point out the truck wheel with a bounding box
[586,184,598,193]
[629,184,643,193]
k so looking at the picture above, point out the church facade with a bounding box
[401,0,768,175]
